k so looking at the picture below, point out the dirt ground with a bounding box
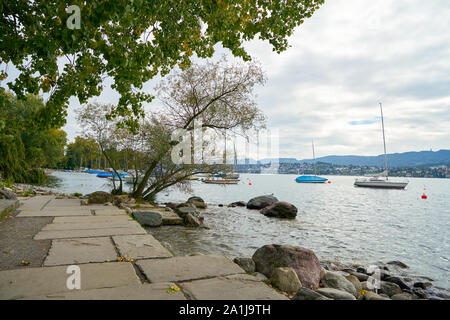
[0,209,52,270]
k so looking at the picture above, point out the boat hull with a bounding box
[354,180,408,189]
[295,175,328,183]
[202,179,240,185]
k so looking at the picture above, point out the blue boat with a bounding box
[295,175,328,183]
[295,140,328,184]
[84,169,106,174]
[96,172,127,178]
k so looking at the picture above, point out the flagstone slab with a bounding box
[17,209,92,217]
[0,262,140,300]
[52,215,132,224]
[44,237,118,266]
[42,220,141,231]
[19,196,54,211]
[24,282,186,300]
[136,254,245,283]
[180,274,289,300]
[94,208,127,216]
[34,226,146,240]
[45,199,82,207]
[112,234,173,259]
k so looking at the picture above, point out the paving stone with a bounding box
[23,282,187,300]
[136,254,245,283]
[45,199,82,207]
[17,209,92,217]
[0,262,140,299]
[34,226,146,240]
[42,220,141,231]
[94,208,127,216]
[112,234,173,259]
[52,215,132,224]
[44,237,118,266]
[180,274,289,300]
[19,196,54,211]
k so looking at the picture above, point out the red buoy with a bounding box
[248,182,252,186]
[421,194,427,199]
[328,181,331,184]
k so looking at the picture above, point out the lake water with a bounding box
[48,171,450,289]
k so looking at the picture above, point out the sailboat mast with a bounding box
[312,140,317,176]
[379,102,389,180]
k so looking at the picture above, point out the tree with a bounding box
[0,92,67,183]
[76,102,125,193]
[65,136,99,169]
[1,0,324,129]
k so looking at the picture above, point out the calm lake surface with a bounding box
[48,171,450,289]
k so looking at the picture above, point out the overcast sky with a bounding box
[9,0,450,159]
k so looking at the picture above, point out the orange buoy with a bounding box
[421,194,427,199]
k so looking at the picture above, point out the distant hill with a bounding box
[241,150,450,167]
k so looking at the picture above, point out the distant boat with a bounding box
[295,140,328,183]
[202,178,240,185]
[97,172,127,179]
[354,103,408,189]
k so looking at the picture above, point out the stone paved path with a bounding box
[0,196,287,300]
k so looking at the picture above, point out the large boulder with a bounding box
[321,270,358,297]
[316,288,356,300]
[260,201,297,219]
[228,201,247,208]
[246,195,278,210]
[233,257,256,273]
[293,288,331,300]
[252,244,322,289]
[380,281,403,297]
[133,211,162,227]
[364,291,391,300]
[391,293,415,300]
[270,267,302,293]
[88,191,114,204]
[174,203,198,218]
[0,188,17,200]
[184,213,202,227]
[187,196,207,209]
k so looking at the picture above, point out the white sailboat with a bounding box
[354,103,408,189]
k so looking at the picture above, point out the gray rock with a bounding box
[132,211,162,227]
[228,201,247,207]
[345,275,362,292]
[380,281,403,297]
[364,291,391,300]
[0,188,17,200]
[316,288,356,300]
[253,272,268,281]
[346,270,369,282]
[246,195,278,210]
[252,244,322,289]
[233,257,256,273]
[384,276,411,290]
[187,196,205,203]
[321,270,357,297]
[270,267,302,293]
[184,213,202,227]
[391,293,415,300]
[386,260,409,269]
[293,287,331,300]
[413,281,432,289]
[88,191,114,204]
[260,201,297,219]
[174,205,198,218]
[356,266,367,274]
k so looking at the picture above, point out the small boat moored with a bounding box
[295,175,328,183]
